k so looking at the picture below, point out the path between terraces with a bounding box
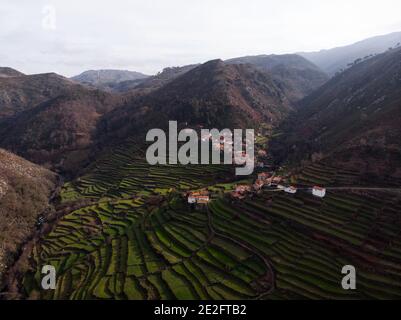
[205,206,276,298]
[273,186,401,193]
[324,187,401,192]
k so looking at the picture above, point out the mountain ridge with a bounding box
[226,54,328,102]
[0,67,25,78]
[299,31,401,75]
[0,84,123,175]
[271,47,401,180]
[98,59,292,146]
[0,72,81,121]
[71,69,150,91]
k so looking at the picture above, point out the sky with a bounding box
[1,0,401,77]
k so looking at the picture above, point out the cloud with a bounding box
[1,0,401,76]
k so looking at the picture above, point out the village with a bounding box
[185,139,327,206]
[185,173,327,206]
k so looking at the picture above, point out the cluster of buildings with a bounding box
[257,171,327,198]
[231,184,252,200]
[255,172,285,190]
[185,171,327,206]
[230,171,327,200]
[187,190,210,204]
[230,171,286,199]
[184,141,327,205]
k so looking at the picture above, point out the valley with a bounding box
[1,36,401,300]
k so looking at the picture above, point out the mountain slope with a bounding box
[0,149,56,282]
[0,88,122,174]
[226,54,328,103]
[0,67,24,78]
[300,31,401,76]
[100,59,292,143]
[272,47,401,180]
[0,73,80,120]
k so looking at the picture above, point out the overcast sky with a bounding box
[1,0,401,77]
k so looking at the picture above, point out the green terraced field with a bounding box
[61,142,232,202]
[22,146,401,300]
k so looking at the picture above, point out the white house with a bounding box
[197,196,210,204]
[188,195,196,204]
[312,186,326,198]
[284,186,297,194]
[188,191,210,204]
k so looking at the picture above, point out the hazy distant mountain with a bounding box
[71,69,149,91]
[272,47,401,180]
[110,64,199,93]
[299,31,401,76]
[0,67,24,78]
[226,54,328,102]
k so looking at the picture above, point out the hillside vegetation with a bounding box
[271,47,401,181]
[0,149,56,284]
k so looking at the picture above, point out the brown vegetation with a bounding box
[0,149,56,286]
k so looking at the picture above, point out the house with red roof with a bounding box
[312,186,326,198]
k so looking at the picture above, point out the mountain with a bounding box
[0,73,80,120]
[0,88,122,175]
[272,47,401,181]
[300,31,401,76]
[71,69,149,91]
[226,54,328,102]
[0,149,56,282]
[109,64,199,93]
[0,58,307,174]
[99,59,292,143]
[0,67,24,78]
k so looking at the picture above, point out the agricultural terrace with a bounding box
[21,144,401,299]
